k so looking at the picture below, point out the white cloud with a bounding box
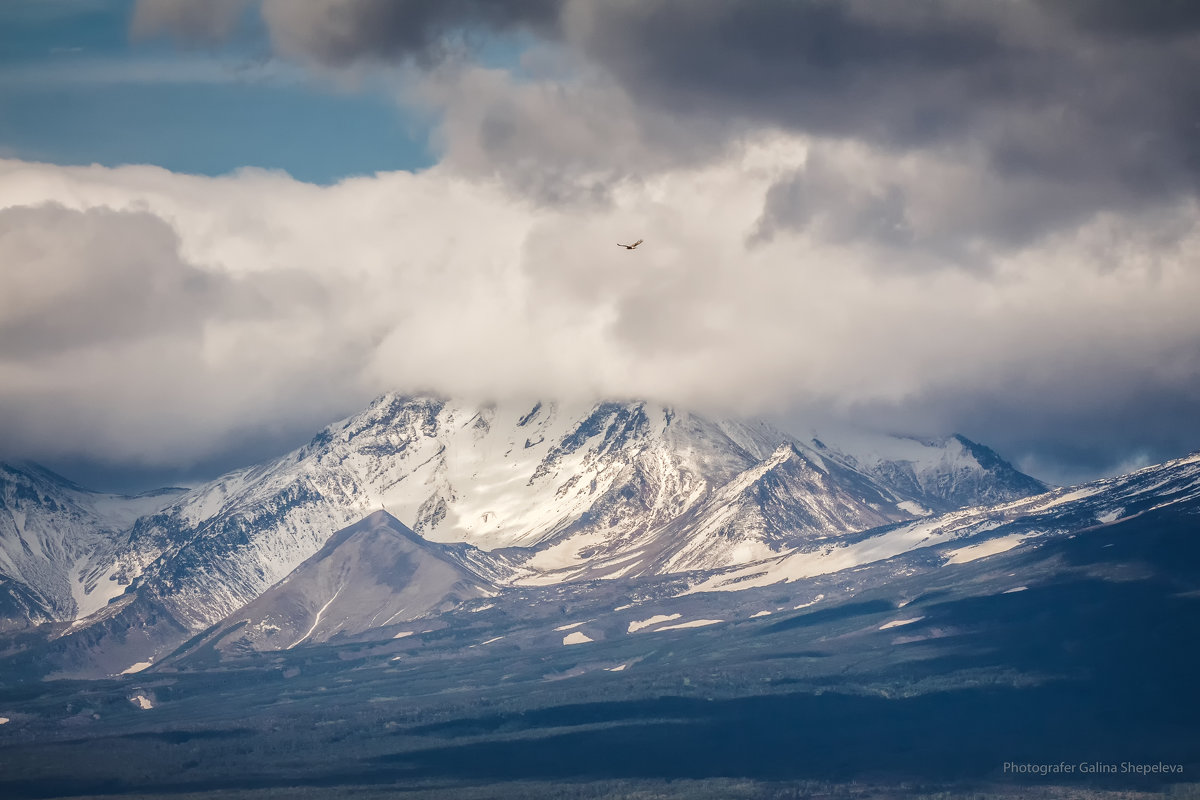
[0,138,1197,477]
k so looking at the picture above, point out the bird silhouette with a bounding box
[618,239,644,250]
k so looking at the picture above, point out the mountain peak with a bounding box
[315,507,427,554]
[3,394,1052,670]
[186,510,494,655]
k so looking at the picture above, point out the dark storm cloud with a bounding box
[566,0,1200,250]
[1039,0,1200,39]
[571,1,1015,143]
[163,0,1200,244]
[258,0,560,65]
[571,0,1200,176]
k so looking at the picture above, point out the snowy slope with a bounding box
[22,394,1043,675]
[516,439,916,584]
[0,463,183,628]
[806,432,1047,513]
[97,396,954,632]
[686,450,1200,595]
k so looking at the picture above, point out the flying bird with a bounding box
[618,239,644,250]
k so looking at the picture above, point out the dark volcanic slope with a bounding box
[190,511,494,655]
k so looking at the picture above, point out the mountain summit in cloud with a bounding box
[0,2,1197,486]
[0,395,1045,670]
[0,3,1196,794]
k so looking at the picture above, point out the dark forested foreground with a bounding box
[1,507,1198,799]
[9,782,1200,800]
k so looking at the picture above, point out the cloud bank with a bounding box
[2,144,1198,484]
[1,0,1198,486]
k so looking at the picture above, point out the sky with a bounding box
[1,0,1199,491]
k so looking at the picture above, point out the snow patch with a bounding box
[944,534,1027,565]
[469,635,504,648]
[563,631,593,645]
[120,660,153,675]
[1096,508,1124,524]
[606,664,627,672]
[129,694,154,710]
[728,540,778,564]
[554,621,587,631]
[685,514,1002,594]
[897,500,931,516]
[656,619,723,631]
[1024,486,1103,513]
[288,584,344,649]
[1003,586,1028,594]
[879,617,924,630]
[628,613,681,633]
[391,631,413,639]
[751,610,772,618]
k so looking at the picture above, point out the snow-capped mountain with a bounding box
[0,463,182,629]
[156,448,1200,666]
[516,437,912,585]
[808,432,1048,513]
[687,450,1200,595]
[0,395,1046,674]
[89,397,1040,625]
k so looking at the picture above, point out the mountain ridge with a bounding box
[0,394,1049,674]
[0,462,184,629]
